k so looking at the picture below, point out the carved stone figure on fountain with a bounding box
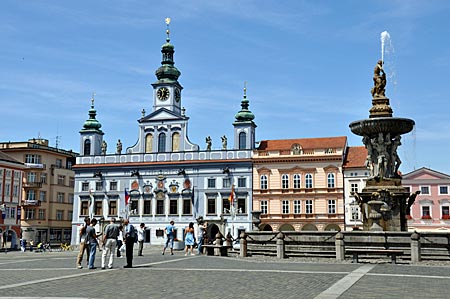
[391,136,402,176]
[371,60,386,97]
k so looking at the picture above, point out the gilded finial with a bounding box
[165,17,171,42]
[243,81,247,98]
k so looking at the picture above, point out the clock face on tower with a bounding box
[157,87,170,101]
[174,88,181,102]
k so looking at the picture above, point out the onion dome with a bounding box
[235,85,255,122]
[155,18,181,83]
[80,96,103,134]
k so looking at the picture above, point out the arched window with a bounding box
[327,173,335,188]
[172,132,180,152]
[83,139,91,156]
[239,132,247,149]
[158,133,166,152]
[145,134,153,153]
[260,175,268,190]
[305,173,313,189]
[293,174,301,189]
[281,174,289,189]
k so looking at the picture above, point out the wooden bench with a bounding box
[202,245,232,256]
[346,248,404,264]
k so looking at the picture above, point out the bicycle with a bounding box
[60,242,73,251]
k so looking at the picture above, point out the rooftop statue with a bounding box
[206,136,212,151]
[371,59,386,97]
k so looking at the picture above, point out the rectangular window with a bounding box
[420,186,430,195]
[439,186,449,195]
[55,159,63,168]
[27,172,37,182]
[350,183,359,193]
[82,182,89,192]
[282,200,289,214]
[57,192,64,203]
[68,193,74,204]
[69,177,75,187]
[238,177,246,188]
[110,181,118,191]
[223,197,230,213]
[25,154,41,164]
[95,181,103,191]
[130,200,138,215]
[207,197,216,214]
[351,206,360,220]
[422,206,431,218]
[109,200,117,215]
[81,201,89,216]
[67,210,73,221]
[305,200,313,214]
[38,209,46,220]
[156,200,164,215]
[169,199,178,215]
[26,190,36,200]
[293,200,301,214]
[5,184,10,196]
[237,197,246,214]
[207,178,216,189]
[442,206,450,217]
[25,209,35,220]
[94,201,102,216]
[183,198,191,215]
[40,191,46,202]
[10,207,15,219]
[293,175,301,189]
[56,210,64,221]
[260,200,268,214]
[40,173,47,184]
[143,199,151,215]
[404,186,411,193]
[58,175,65,186]
[328,199,336,214]
[260,175,268,190]
[281,175,289,189]
[13,185,19,197]
[223,178,231,189]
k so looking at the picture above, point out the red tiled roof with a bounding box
[257,136,347,151]
[343,146,367,168]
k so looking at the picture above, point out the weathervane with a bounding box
[243,81,247,97]
[165,17,171,42]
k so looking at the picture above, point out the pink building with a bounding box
[402,167,450,232]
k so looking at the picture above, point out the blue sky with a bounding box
[1,1,450,174]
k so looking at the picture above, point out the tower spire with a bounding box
[235,82,255,122]
[154,18,181,83]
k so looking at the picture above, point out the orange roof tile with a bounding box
[257,136,347,151]
[343,146,368,168]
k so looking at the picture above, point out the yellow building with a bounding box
[253,137,347,231]
[0,139,77,244]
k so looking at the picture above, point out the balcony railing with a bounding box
[23,182,43,188]
[22,200,41,206]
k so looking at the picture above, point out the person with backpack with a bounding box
[123,219,136,268]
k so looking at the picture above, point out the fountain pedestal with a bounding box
[349,59,415,232]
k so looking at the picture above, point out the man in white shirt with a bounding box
[137,223,146,256]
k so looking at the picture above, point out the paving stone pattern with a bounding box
[0,247,450,299]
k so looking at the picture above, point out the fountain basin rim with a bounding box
[349,117,415,137]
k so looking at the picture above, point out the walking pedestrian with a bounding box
[101,218,120,269]
[162,220,175,255]
[197,221,207,255]
[86,218,98,269]
[184,222,195,256]
[123,219,136,268]
[76,216,90,269]
[116,225,124,258]
[137,223,146,256]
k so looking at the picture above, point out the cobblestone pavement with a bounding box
[0,246,450,299]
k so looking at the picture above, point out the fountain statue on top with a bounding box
[349,33,417,231]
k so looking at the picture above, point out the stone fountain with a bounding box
[349,59,417,231]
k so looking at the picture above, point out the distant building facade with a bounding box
[402,167,450,232]
[342,146,369,231]
[72,25,256,245]
[252,137,347,231]
[0,152,25,249]
[0,139,77,244]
